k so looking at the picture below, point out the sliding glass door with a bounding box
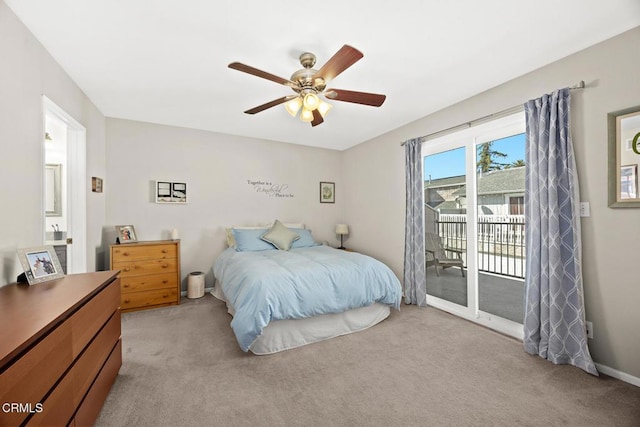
[422,113,526,339]
[424,147,468,308]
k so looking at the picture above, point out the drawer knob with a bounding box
[123,267,130,272]
[123,252,129,256]
[162,280,168,284]
[162,249,168,253]
[162,263,169,268]
[124,284,130,288]
[124,299,130,304]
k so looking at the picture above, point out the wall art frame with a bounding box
[320,181,335,203]
[156,180,187,203]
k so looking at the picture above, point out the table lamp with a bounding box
[335,224,349,249]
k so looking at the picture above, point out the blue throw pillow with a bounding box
[290,229,321,249]
[233,228,276,252]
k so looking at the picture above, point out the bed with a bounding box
[212,222,402,354]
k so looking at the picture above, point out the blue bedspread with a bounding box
[213,246,402,351]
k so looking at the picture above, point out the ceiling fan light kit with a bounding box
[228,45,386,127]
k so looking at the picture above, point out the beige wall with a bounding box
[105,119,345,291]
[0,1,106,283]
[344,27,640,379]
[3,0,638,381]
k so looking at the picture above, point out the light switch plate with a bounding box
[580,202,590,217]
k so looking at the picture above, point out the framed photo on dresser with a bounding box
[17,246,65,285]
[115,225,138,243]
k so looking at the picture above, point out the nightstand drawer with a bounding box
[111,244,177,262]
[113,258,178,277]
[121,288,178,310]
[121,273,178,294]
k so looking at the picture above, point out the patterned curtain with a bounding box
[404,138,427,306]
[523,88,597,375]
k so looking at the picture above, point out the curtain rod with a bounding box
[400,80,585,146]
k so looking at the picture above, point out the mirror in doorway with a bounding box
[45,163,62,216]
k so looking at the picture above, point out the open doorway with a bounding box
[43,96,87,273]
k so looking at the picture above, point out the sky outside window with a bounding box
[424,133,525,180]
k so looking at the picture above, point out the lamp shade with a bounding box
[335,224,349,235]
[284,97,302,117]
[300,108,314,122]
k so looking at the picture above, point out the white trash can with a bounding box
[187,271,205,299]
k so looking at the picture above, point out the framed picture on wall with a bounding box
[115,225,138,243]
[17,246,65,285]
[320,181,335,203]
[156,181,188,203]
[92,177,103,193]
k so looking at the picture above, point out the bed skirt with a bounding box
[211,282,391,355]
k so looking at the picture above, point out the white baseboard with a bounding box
[595,363,640,388]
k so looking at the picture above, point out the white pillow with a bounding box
[260,220,300,251]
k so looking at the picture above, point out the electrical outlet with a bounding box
[585,321,593,339]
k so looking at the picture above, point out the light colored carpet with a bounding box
[96,295,640,427]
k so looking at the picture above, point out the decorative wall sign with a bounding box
[320,181,335,203]
[156,181,187,203]
[247,179,295,198]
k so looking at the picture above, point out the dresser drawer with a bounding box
[121,273,177,294]
[111,244,177,262]
[113,258,178,277]
[70,279,119,357]
[26,311,120,427]
[73,339,122,427]
[121,288,178,310]
[0,323,73,426]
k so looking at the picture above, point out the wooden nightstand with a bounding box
[110,240,181,312]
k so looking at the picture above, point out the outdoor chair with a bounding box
[425,232,465,277]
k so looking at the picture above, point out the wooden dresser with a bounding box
[0,271,121,426]
[110,240,181,312]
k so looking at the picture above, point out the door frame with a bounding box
[42,96,87,273]
[422,112,525,340]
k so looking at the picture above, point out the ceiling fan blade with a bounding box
[229,62,298,88]
[313,45,363,82]
[244,96,296,115]
[311,110,324,127]
[324,89,386,107]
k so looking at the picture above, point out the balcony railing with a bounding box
[436,215,526,279]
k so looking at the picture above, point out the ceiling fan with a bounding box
[228,45,386,127]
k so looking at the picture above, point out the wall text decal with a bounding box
[247,179,295,198]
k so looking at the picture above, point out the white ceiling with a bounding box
[6,0,640,151]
